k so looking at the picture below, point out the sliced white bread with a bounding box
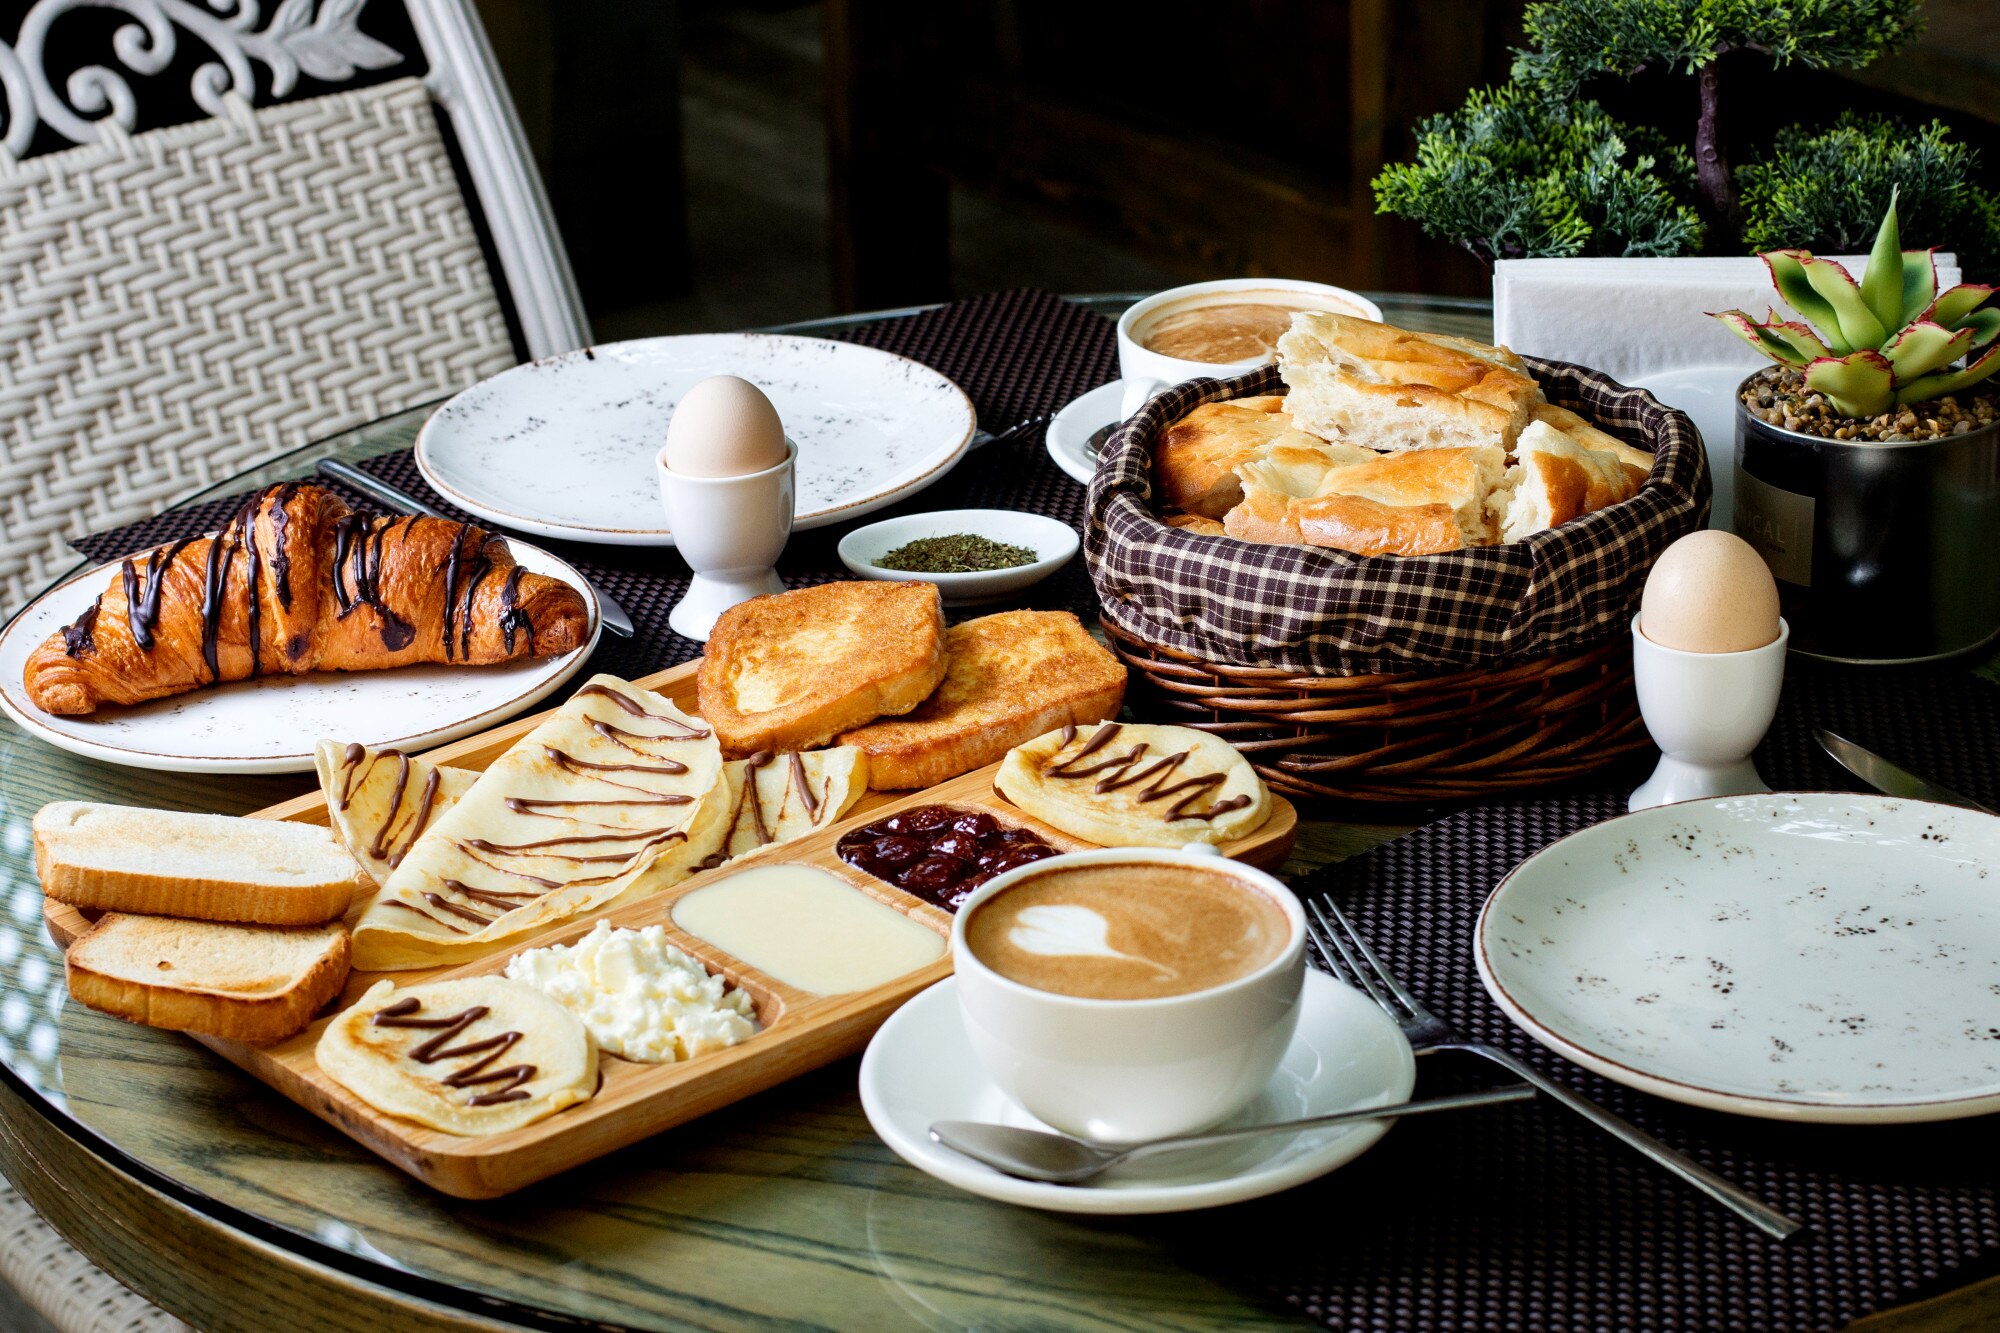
[34,802,364,925]
[64,913,351,1045]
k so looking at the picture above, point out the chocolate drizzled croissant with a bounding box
[25,484,589,715]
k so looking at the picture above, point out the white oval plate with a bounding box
[860,970,1415,1214]
[416,334,978,546]
[1045,380,1122,487]
[0,542,599,774]
[1477,793,2000,1123]
[835,508,1079,604]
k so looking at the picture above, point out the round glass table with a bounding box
[0,295,1981,1332]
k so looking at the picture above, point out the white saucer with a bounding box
[835,508,1078,604]
[1478,793,2000,1123]
[0,541,599,774]
[1045,381,1124,486]
[859,970,1415,1214]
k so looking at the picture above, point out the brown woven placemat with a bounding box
[69,288,1117,681]
[1235,658,2000,1332]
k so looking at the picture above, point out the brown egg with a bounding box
[1639,531,1781,653]
[663,375,788,477]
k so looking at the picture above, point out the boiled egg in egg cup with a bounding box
[658,375,796,641]
[1628,531,1789,812]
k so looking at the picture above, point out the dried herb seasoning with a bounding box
[875,533,1038,574]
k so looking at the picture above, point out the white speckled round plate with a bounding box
[416,335,978,546]
[860,971,1415,1214]
[1477,793,2000,1123]
[0,543,599,774]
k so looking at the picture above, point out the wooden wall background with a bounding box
[472,0,1999,326]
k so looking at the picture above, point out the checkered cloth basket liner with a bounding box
[1086,358,1711,674]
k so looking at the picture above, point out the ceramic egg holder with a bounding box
[1628,615,1790,811]
[658,439,797,641]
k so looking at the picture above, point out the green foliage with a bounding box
[1714,193,2000,416]
[1738,115,2000,270]
[1512,0,1926,91]
[1371,86,1704,262]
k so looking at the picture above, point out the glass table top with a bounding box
[0,293,1480,1329]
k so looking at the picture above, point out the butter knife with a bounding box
[1814,727,1994,814]
[316,459,635,639]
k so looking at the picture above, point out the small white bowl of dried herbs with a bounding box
[836,508,1079,604]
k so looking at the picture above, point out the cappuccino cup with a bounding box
[952,847,1306,1143]
[1116,277,1383,420]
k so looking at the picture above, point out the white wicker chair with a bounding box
[0,0,590,616]
[0,3,585,1326]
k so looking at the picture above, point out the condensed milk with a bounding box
[672,864,945,994]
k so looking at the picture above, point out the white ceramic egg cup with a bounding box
[1628,614,1789,811]
[657,438,796,641]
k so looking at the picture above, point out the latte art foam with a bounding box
[965,863,1289,1000]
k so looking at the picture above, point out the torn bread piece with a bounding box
[315,742,480,896]
[1226,445,1508,556]
[1277,311,1541,452]
[1153,395,1373,518]
[1496,419,1650,543]
[352,675,728,971]
[1162,512,1228,537]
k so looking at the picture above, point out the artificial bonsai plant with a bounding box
[1374,0,1999,267]
[1713,192,1999,440]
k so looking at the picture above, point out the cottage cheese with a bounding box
[504,922,758,1063]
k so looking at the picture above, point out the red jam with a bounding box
[836,804,1058,911]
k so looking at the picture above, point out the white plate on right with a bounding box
[1477,793,2000,1123]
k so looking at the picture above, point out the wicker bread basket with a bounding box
[1084,359,1710,805]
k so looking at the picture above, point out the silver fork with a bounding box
[1305,897,1805,1241]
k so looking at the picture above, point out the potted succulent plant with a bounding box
[1713,192,2000,663]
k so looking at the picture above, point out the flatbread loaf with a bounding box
[1226,445,1507,556]
[1494,411,1652,543]
[1153,396,1372,518]
[1277,311,1541,452]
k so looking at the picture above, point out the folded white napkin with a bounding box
[1493,255,1962,381]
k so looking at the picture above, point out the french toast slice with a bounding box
[837,610,1127,789]
[698,581,947,756]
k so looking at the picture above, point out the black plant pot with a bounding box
[1734,374,2000,664]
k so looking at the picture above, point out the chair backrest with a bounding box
[406,0,589,359]
[0,0,589,615]
[0,0,589,359]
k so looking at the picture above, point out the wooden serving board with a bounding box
[45,659,1297,1199]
